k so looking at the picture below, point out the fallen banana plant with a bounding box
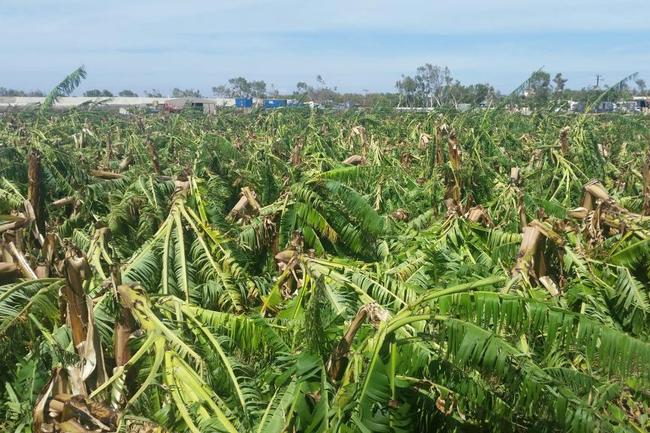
[0,108,649,433]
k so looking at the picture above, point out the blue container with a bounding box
[263,99,287,109]
[235,97,253,108]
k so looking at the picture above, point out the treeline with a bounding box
[204,68,648,107]
[3,65,647,108]
[394,68,647,108]
[1,88,141,98]
[394,65,500,107]
[0,88,44,97]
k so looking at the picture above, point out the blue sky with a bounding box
[1,0,649,95]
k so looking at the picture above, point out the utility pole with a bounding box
[595,74,602,89]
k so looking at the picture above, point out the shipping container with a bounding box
[235,97,253,108]
[263,99,287,108]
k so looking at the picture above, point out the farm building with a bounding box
[632,96,650,111]
[263,99,288,109]
[235,98,254,108]
[0,96,234,113]
[163,97,236,113]
[0,96,167,111]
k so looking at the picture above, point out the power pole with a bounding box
[595,74,602,89]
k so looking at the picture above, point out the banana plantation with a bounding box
[0,106,649,433]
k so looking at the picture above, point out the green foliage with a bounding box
[1,108,650,432]
[41,65,87,111]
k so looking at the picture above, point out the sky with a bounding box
[1,0,649,95]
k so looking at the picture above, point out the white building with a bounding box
[0,96,235,113]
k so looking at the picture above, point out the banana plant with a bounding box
[1,105,649,432]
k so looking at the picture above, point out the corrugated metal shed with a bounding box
[235,98,253,108]
[263,99,287,109]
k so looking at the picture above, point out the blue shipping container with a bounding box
[235,98,253,108]
[263,99,287,108]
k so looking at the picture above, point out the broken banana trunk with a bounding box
[510,166,527,229]
[446,129,462,203]
[559,126,570,154]
[227,187,261,221]
[512,220,565,294]
[326,303,387,381]
[6,240,38,280]
[112,265,135,368]
[643,150,650,216]
[28,149,45,234]
[571,180,650,240]
[33,368,118,433]
[32,253,113,432]
[465,205,493,226]
[342,154,364,165]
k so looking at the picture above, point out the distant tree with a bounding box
[413,64,453,107]
[295,82,309,94]
[83,89,113,97]
[333,91,399,108]
[212,85,229,97]
[444,81,499,107]
[395,64,455,107]
[0,88,44,97]
[144,89,163,97]
[476,83,499,105]
[0,88,24,96]
[266,84,279,98]
[553,73,568,94]
[212,78,267,98]
[292,82,311,102]
[527,71,551,105]
[563,87,603,104]
[118,89,138,97]
[172,88,202,98]
[465,83,498,105]
[294,76,340,105]
[249,80,267,98]
[395,75,417,107]
[635,78,646,95]
[227,77,252,97]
